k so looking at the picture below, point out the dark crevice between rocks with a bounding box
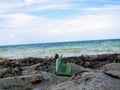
[103,71,120,80]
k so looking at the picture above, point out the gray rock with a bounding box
[77,72,120,90]
[101,63,120,71]
[50,81,76,90]
[72,63,94,73]
[51,72,120,90]
[103,70,120,79]
[1,55,120,90]
[0,71,70,90]
[0,68,11,78]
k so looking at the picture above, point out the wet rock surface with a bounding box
[0,53,120,90]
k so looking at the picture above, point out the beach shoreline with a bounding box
[0,52,120,59]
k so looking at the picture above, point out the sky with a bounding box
[0,0,120,45]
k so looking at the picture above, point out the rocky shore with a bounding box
[0,53,120,90]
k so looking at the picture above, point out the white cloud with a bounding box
[31,3,75,11]
[0,0,120,14]
[0,0,76,14]
[0,12,120,45]
[0,0,120,45]
[48,13,120,35]
[0,14,36,29]
[0,1,93,14]
[83,5,120,11]
[0,0,25,14]
[25,0,50,5]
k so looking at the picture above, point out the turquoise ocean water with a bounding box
[0,39,120,59]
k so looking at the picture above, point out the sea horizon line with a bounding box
[0,38,120,47]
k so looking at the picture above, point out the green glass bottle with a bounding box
[55,54,72,76]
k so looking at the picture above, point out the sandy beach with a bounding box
[0,53,120,90]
